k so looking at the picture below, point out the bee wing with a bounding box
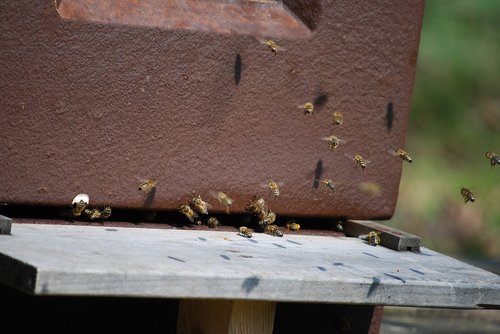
[344,153,355,161]
[387,149,399,157]
[358,234,369,240]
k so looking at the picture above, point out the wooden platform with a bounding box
[1,223,499,309]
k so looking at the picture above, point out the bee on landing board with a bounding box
[83,206,112,220]
[100,206,112,219]
[238,226,254,238]
[389,148,413,163]
[286,220,301,232]
[138,178,156,194]
[206,217,220,228]
[359,231,381,246]
[180,204,199,223]
[460,187,475,203]
[486,151,500,167]
[265,224,283,237]
[71,193,89,217]
[322,179,336,192]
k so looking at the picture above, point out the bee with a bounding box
[300,102,314,114]
[192,195,210,214]
[265,224,283,237]
[213,191,233,213]
[259,210,276,227]
[359,231,381,246]
[245,197,266,215]
[322,179,336,191]
[89,207,111,220]
[100,206,112,219]
[138,178,156,194]
[346,154,371,170]
[180,204,199,223]
[486,151,500,167]
[71,193,89,217]
[268,180,280,197]
[389,148,413,163]
[460,187,475,203]
[206,217,220,228]
[332,111,343,125]
[286,220,300,232]
[321,135,345,150]
[238,226,254,238]
[84,208,104,220]
[358,182,382,197]
[259,39,284,55]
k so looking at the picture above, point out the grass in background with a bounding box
[387,0,500,259]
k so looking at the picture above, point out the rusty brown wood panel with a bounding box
[0,0,425,219]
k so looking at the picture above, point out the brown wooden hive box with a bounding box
[0,0,424,219]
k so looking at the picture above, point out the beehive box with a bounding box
[0,0,424,219]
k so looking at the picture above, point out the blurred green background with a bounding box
[388,0,500,261]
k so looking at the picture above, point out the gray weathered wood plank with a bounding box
[0,223,499,309]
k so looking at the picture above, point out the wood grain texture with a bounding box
[177,299,275,334]
[0,223,499,309]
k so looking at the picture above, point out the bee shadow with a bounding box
[313,93,328,113]
[234,54,242,85]
[385,101,394,131]
[312,159,323,190]
[143,187,156,208]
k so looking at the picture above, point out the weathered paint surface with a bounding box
[0,0,425,219]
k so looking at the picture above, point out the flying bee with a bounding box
[245,197,266,215]
[286,220,300,232]
[268,180,281,197]
[359,231,381,246]
[322,179,336,191]
[192,195,210,214]
[71,193,89,217]
[321,135,345,150]
[211,191,233,213]
[206,217,220,228]
[358,182,382,197]
[238,226,254,238]
[138,178,156,194]
[346,154,371,170]
[389,148,413,163]
[486,151,500,167]
[300,102,314,114]
[265,224,283,237]
[460,187,475,203]
[180,204,199,223]
[332,111,343,125]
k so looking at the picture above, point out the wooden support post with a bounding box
[177,299,276,334]
[0,215,12,235]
